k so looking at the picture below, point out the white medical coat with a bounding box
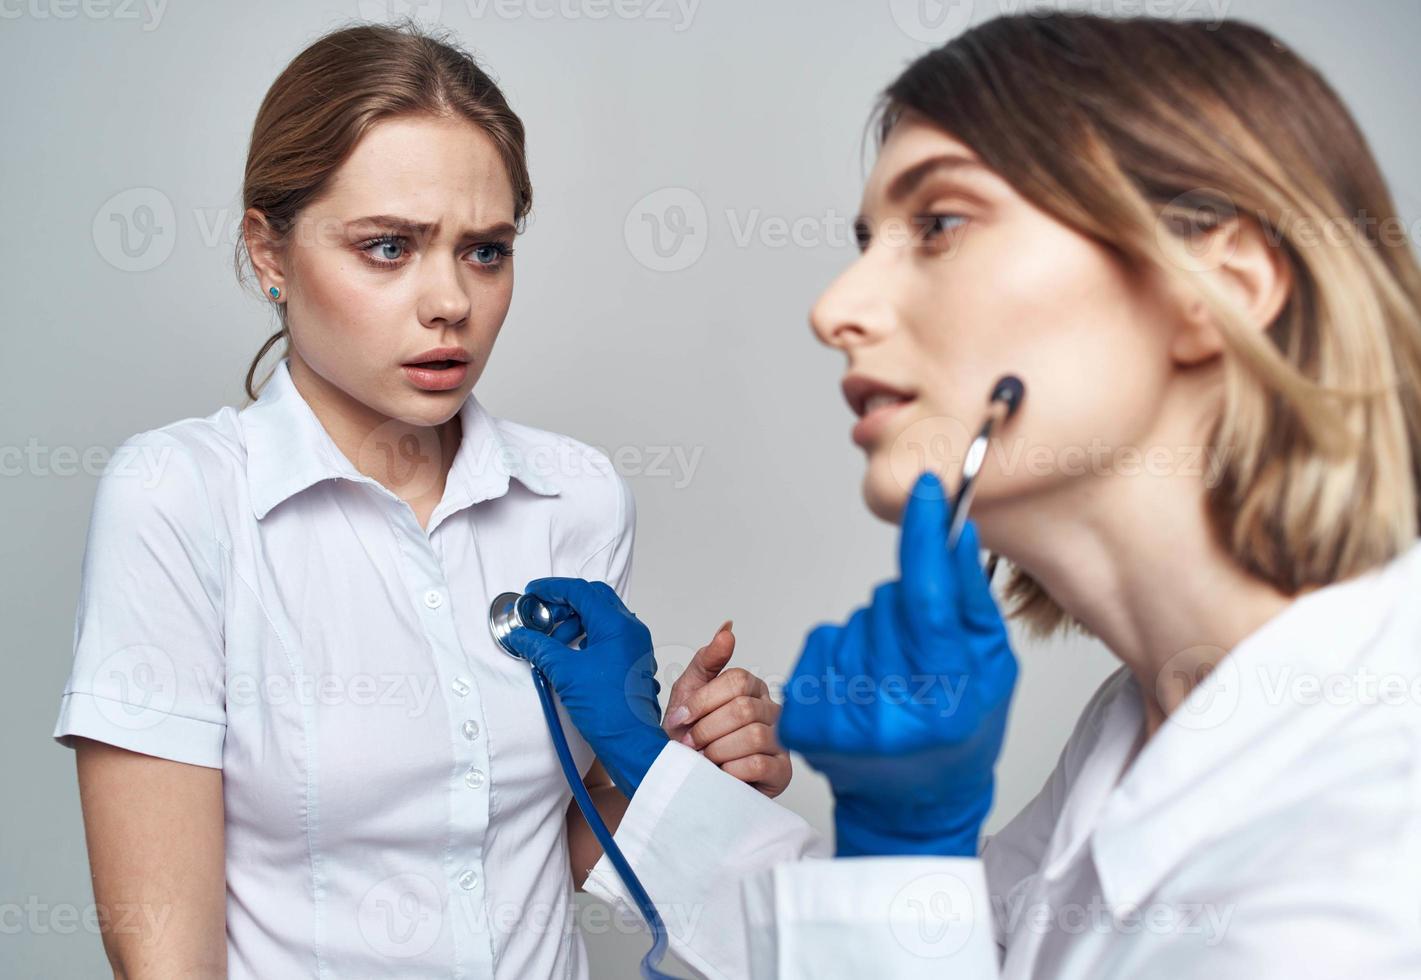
[584,540,1421,978]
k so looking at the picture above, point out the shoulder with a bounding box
[1262,543,1421,824]
[489,412,634,535]
[113,404,246,479]
[1163,549,1421,892]
[95,407,248,547]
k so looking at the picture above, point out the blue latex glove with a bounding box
[777,471,1018,857]
[501,578,669,798]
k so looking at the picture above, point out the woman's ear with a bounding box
[243,207,287,297]
[1169,216,1294,366]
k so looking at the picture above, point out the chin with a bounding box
[861,459,911,525]
[384,389,466,427]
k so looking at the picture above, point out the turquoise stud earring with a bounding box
[269,286,281,299]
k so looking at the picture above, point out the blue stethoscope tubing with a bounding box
[526,663,673,980]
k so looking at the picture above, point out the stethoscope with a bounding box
[487,373,1026,979]
[487,590,674,980]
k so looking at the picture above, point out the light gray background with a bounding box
[4,0,1418,975]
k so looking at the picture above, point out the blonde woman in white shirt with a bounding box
[526,12,1421,980]
[51,22,789,980]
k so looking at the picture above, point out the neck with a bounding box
[286,354,460,505]
[981,423,1295,742]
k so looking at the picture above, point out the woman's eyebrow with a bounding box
[885,153,992,202]
[346,214,517,239]
[854,154,994,235]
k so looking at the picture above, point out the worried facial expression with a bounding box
[271,113,519,427]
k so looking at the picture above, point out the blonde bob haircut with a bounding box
[877,13,1421,636]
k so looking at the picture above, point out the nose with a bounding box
[417,252,473,328]
[809,252,898,351]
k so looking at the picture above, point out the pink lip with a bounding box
[402,362,469,391]
[852,397,914,448]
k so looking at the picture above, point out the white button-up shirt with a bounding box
[584,539,1421,978]
[53,356,635,979]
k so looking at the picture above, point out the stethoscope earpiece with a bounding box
[946,373,1027,550]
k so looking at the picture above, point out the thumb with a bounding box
[686,620,736,687]
[667,621,734,717]
[502,627,570,676]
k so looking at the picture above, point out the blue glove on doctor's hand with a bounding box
[777,471,1018,858]
[501,577,669,798]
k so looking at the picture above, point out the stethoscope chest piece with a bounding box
[488,591,556,660]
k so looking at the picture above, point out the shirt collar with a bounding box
[239,357,560,521]
[1085,539,1421,914]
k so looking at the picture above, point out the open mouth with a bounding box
[860,392,913,417]
[842,374,918,419]
[402,356,470,390]
[844,377,918,448]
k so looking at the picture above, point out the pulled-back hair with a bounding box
[235,20,532,401]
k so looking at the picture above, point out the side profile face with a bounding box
[251,113,519,427]
[810,111,1190,541]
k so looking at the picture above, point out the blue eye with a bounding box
[361,235,406,264]
[472,243,514,266]
[357,235,514,270]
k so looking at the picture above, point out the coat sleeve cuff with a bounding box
[583,741,829,979]
[740,855,1001,979]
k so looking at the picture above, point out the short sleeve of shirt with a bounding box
[51,430,228,768]
[578,469,636,600]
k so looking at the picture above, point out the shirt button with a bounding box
[461,719,480,741]
[423,589,444,609]
[464,766,486,789]
[457,870,479,890]
[451,677,471,697]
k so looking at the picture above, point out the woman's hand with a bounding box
[504,578,669,798]
[777,471,1019,858]
[662,622,793,799]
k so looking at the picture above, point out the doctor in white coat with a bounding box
[507,12,1421,979]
